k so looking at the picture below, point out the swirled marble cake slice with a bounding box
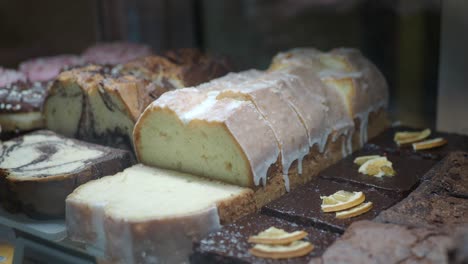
[0,130,134,219]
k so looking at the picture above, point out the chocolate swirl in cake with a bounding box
[0,130,134,218]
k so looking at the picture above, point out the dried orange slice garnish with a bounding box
[358,156,395,177]
[394,128,431,145]
[335,202,373,219]
[413,137,447,150]
[353,155,381,166]
[249,240,314,259]
[248,227,308,245]
[320,191,365,212]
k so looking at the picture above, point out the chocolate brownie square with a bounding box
[319,148,437,195]
[261,178,402,233]
[191,214,339,264]
[309,221,455,264]
[421,151,468,198]
[375,180,468,232]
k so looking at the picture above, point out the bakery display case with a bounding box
[0,0,467,263]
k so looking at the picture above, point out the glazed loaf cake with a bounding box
[134,48,389,206]
[66,164,255,263]
[0,130,134,218]
[45,50,231,150]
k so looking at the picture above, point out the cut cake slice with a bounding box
[0,130,134,218]
[66,164,256,263]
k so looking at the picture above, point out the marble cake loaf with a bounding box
[0,130,134,219]
[134,47,390,207]
[44,49,231,150]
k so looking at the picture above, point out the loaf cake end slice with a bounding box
[134,88,280,188]
[0,130,134,218]
[66,164,256,263]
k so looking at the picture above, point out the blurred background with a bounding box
[0,0,454,131]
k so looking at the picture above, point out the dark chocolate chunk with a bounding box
[261,179,402,233]
[319,148,437,195]
[191,214,339,264]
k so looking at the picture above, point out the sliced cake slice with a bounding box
[134,88,280,187]
[44,65,152,150]
[45,50,231,150]
[0,130,134,219]
[269,48,389,146]
[66,164,256,263]
[263,67,355,155]
[205,74,312,190]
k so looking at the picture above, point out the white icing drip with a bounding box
[354,100,387,146]
[282,173,290,192]
[341,139,347,158]
[297,157,303,175]
[346,129,354,155]
[319,128,333,153]
[91,203,107,252]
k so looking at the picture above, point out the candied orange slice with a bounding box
[353,155,381,166]
[248,227,308,245]
[358,156,394,177]
[335,202,373,219]
[394,128,431,145]
[320,191,365,213]
[249,240,314,259]
[413,137,447,150]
